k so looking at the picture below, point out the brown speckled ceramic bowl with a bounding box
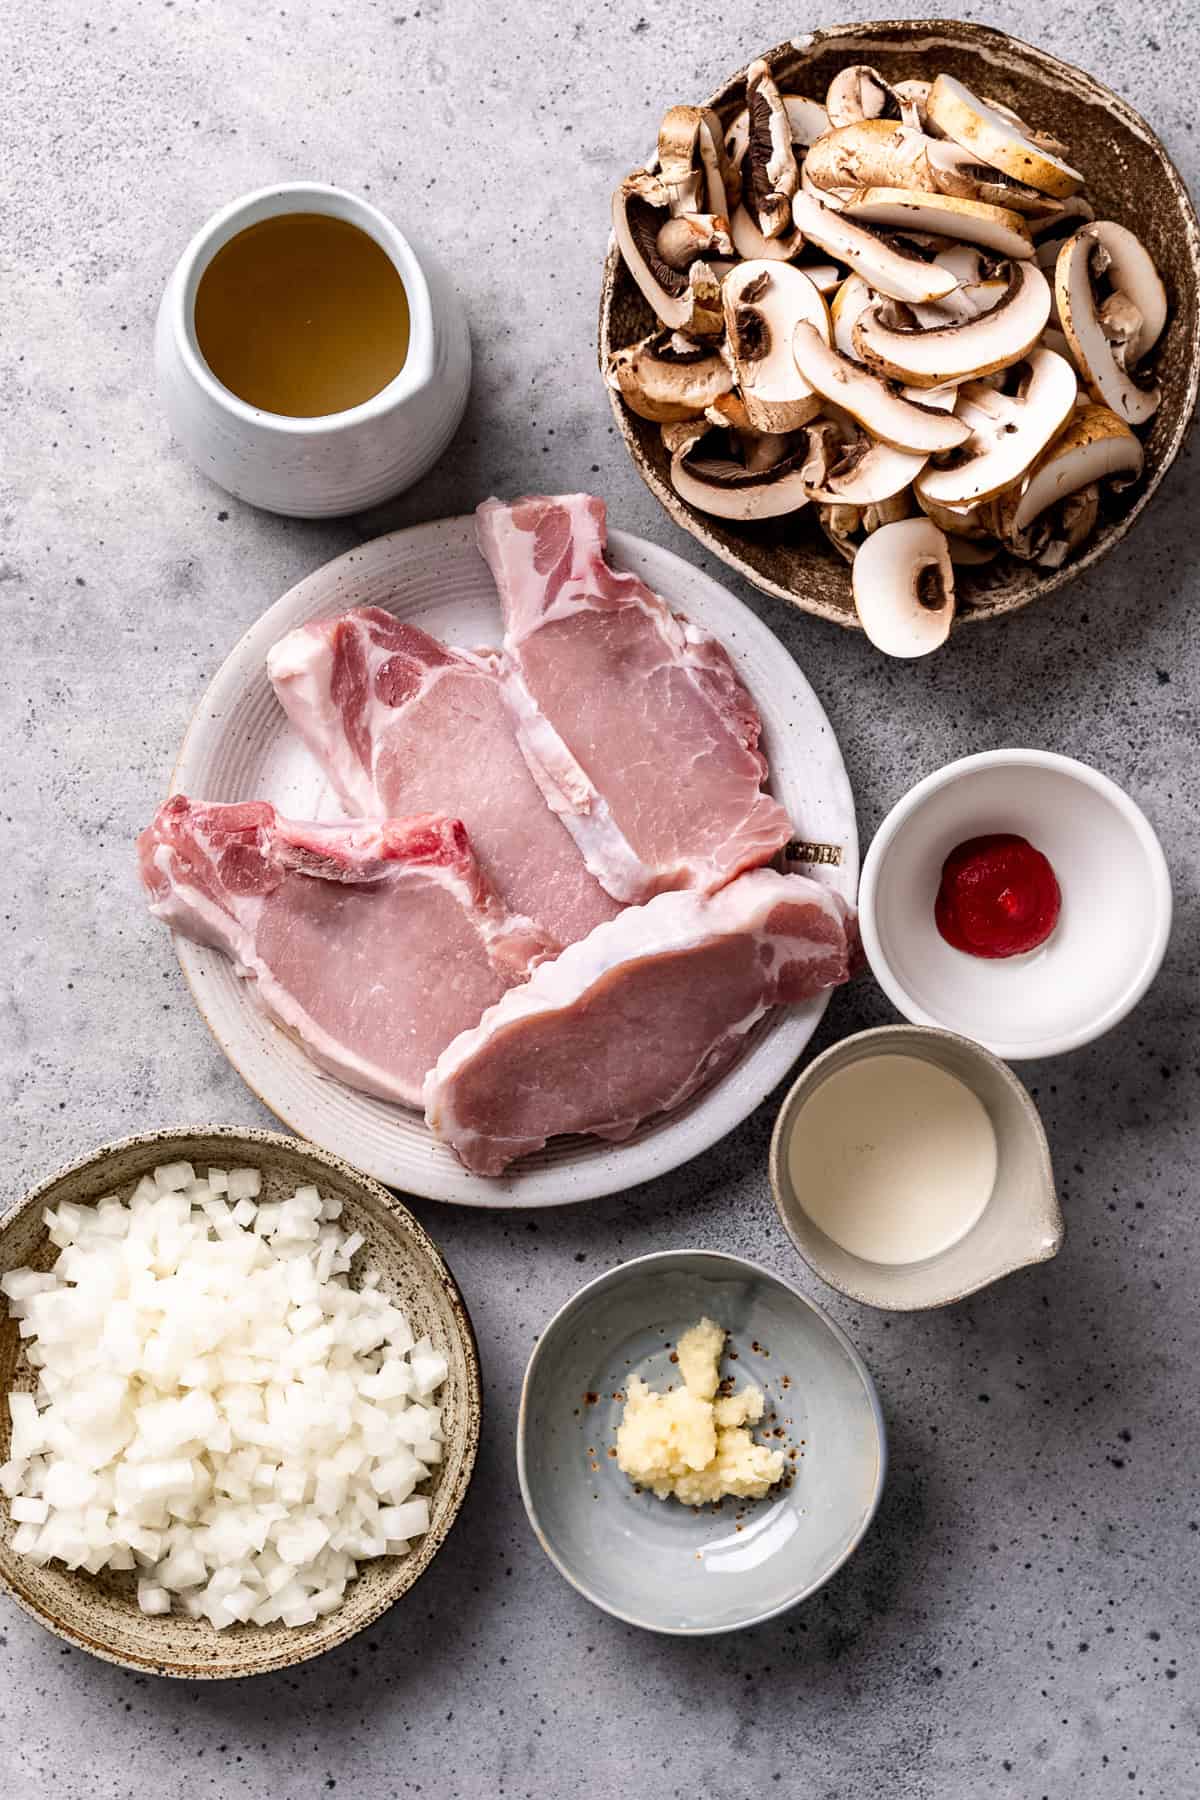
[598,20,1200,629]
[0,1128,481,1678]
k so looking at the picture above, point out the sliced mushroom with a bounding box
[654,213,734,271]
[799,160,853,212]
[893,79,931,129]
[744,60,801,238]
[798,261,844,295]
[669,425,827,519]
[729,204,805,262]
[660,417,708,456]
[804,120,935,196]
[826,65,904,129]
[1056,230,1162,425]
[606,330,735,423]
[916,348,1078,506]
[806,434,928,506]
[830,273,875,359]
[852,518,955,657]
[1082,222,1168,363]
[926,75,1084,198]
[725,94,831,165]
[791,188,958,304]
[993,403,1143,538]
[612,174,725,335]
[1031,193,1094,240]
[924,137,1064,218]
[723,261,830,431]
[916,489,995,538]
[658,105,742,217]
[853,260,1052,386]
[818,490,913,561]
[842,189,1034,259]
[792,321,970,453]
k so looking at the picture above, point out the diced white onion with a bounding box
[1,1167,445,1630]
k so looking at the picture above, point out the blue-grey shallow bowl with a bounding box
[517,1251,886,1634]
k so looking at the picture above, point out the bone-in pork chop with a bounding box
[138,798,552,1108]
[475,494,794,903]
[424,868,855,1175]
[266,608,620,950]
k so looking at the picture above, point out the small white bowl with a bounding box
[859,751,1172,1060]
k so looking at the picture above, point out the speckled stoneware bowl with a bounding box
[0,1128,481,1678]
[517,1251,885,1634]
[769,1026,1062,1310]
[599,19,1200,629]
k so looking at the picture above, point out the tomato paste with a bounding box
[935,833,1061,959]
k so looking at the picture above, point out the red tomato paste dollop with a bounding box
[935,834,1061,959]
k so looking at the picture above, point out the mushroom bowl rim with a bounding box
[597,18,1200,632]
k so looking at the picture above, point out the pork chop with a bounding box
[138,797,552,1108]
[475,493,794,903]
[424,868,855,1175]
[266,608,620,949]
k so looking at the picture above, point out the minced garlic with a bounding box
[614,1317,786,1505]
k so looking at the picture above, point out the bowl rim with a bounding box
[0,1124,483,1678]
[857,749,1174,1057]
[598,17,1200,631]
[515,1247,887,1635]
[767,1023,1063,1309]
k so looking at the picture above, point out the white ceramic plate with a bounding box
[169,516,858,1206]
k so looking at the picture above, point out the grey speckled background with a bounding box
[2,1,1197,1795]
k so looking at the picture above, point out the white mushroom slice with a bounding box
[658,106,741,217]
[925,75,1084,198]
[612,174,725,335]
[916,489,994,538]
[791,188,957,304]
[799,262,843,295]
[826,65,904,129]
[807,436,928,506]
[924,138,1064,218]
[853,260,1052,386]
[670,427,826,519]
[841,189,1034,259]
[1056,231,1162,425]
[654,214,734,271]
[997,403,1143,535]
[818,489,913,561]
[1082,222,1168,362]
[792,321,970,452]
[660,417,709,456]
[911,278,1007,329]
[606,331,735,423]
[745,60,801,238]
[729,204,805,262]
[725,94,831,166]
[799,162,857,213]
[723,261,830,431]
[830,274,875,360]
[784,95,831,146]
[852,518,955,658]
[916,348,1078,506]
[1031,193,1094,239]
[892,79,931,129]
[804,121,935,196]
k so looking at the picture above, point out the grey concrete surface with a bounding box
[2,1,1197,1794]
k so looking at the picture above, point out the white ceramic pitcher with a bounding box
[155,182,471,518]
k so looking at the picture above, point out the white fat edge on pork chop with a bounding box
[476,494,793,904]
